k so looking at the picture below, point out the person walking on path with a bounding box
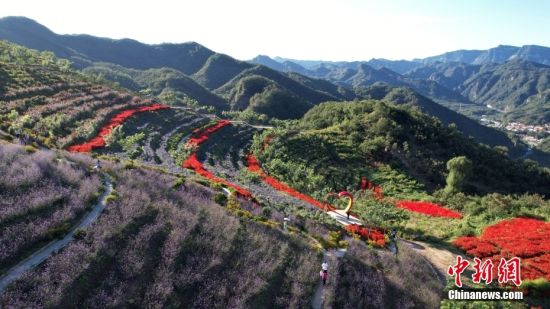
[94,159,102,171]
[320,269,328,285]
[390,228,398,256]
[321,261,329,284]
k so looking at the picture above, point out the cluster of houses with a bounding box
[480,117,549,146]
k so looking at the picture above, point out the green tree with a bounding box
[444,156,472,194]
[354,199,409,229]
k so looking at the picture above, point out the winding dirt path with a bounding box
[0,173,113,293]
[401,239,459,285]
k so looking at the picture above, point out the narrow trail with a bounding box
[311,249,346,309]
[0,173,113,293]
[401,239,453,285]
[311,250,328,309]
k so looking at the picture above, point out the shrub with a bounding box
[123,160,136,170]
[261,207,272,218]
[24,145,37,153]
[85,192,101,210]
[105,191,119,203]
[47,222,72,239]
[210,182,223,190]
[521,278,550,296]
[173,175,186,188]
[73,229,87,240]
[213,193,227,205]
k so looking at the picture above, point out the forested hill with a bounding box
[355,85,528,157]
[256,100,550,197]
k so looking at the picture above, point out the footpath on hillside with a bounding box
[0,173,113,293]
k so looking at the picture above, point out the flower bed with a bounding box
[67,104,170,152]
[247,154,335,211]
[395,200,462,219]
[345,224,386,247]
[454,217,550,281]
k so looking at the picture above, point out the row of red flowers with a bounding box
[345,224,386,247]
[187,120,231,145]
[248,137,392,246]
[395,200,463,219]
[67,104,170,152]
[454,217,550,281]
[183,153,252,198]
[182,120,252,198]
[247,154,335,211]
[253,136,460,219]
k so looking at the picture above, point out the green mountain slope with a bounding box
[82,63,228,108]
[192,53,252,90]
[214,65,349,118]
[460,60,550,123]
[256,51,550,125]
[356,85,526,156]
[254,100,550,197]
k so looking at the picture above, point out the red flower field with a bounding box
[247,154,335,212]
[345,224,386,247]
[454,218,550,281]
[395,200,462,219]
[67,104,170,152]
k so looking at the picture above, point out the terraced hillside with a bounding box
[195,123,330,216]
[0,41,169,150]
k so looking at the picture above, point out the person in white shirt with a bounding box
[320,261,329,285]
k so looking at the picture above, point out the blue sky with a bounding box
[2,0,549,61]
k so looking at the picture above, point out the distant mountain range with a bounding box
[268,44,550,72]
[252,45,550,125]
[0,16,548,163]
